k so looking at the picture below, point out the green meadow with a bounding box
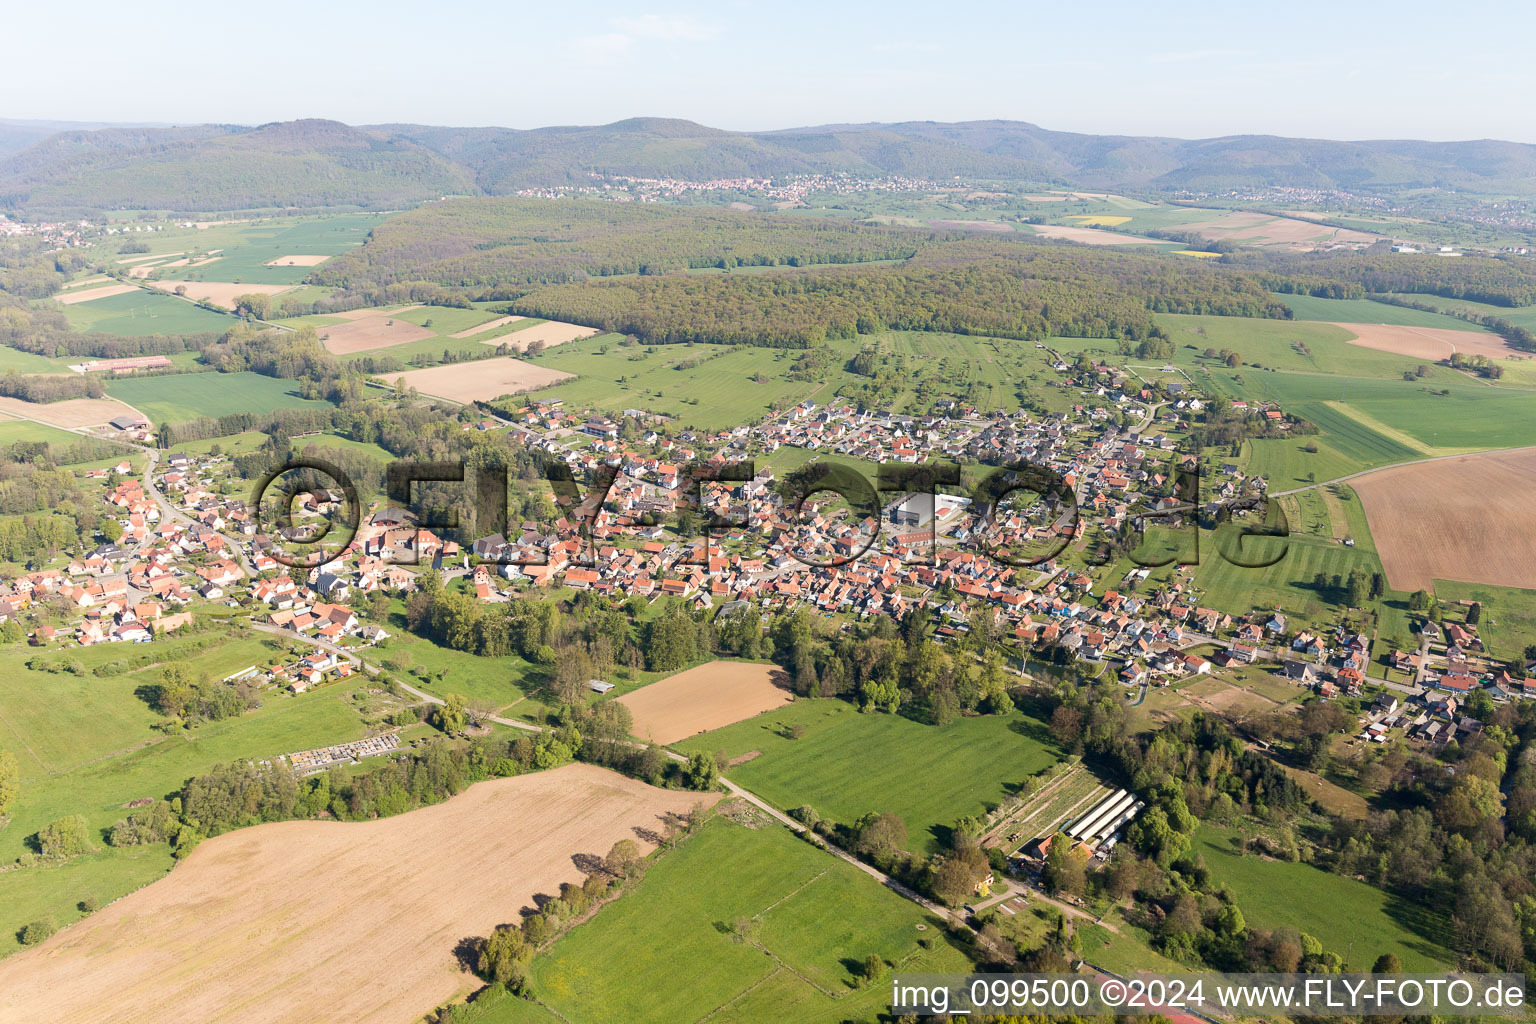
[105,371,333,424]
[1273,292,1494,331]
[0,633,372,955]
[462,814,970,1024]
[676,700,1060,854]
[60,288,234,336]
[1196,826,1454,971]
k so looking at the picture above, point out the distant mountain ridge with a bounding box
[5,115,1536,213]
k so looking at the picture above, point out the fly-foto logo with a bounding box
[250,454,1289,572]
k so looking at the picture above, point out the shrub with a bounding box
[18,920,56,946]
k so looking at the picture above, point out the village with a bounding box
[2,361,1531,766]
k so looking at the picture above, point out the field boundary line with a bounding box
[692,965,789,1024]
[752,868,828,919]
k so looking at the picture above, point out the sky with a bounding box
[5,0,1535,142]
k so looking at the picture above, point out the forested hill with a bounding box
[8,116,1536,214]
[371,118,1536,196]
[0,119,477,214]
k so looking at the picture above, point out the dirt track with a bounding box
[0,764,709,1024]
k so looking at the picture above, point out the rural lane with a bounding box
[250,621,542,732]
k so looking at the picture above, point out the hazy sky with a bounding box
[6,0,1534,142]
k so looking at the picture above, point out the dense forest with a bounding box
[511,240,1293,347]
[1268,247,1536,306]
[311,197,928,294]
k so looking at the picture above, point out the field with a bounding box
[1158,313,1536,461]
[453,314,524,337]
[1174,210,1379,247]
[147,279,292,310]
[315,312,435,354]
[484,812,969,1024]
[0,634,381,953]
[1196,826,1453,971]
[1275,293,1496,330]
[0,395,140,428]
[105,371,333,425]
[59,288,234,336]
[0,417,93,450]
[1025,223,1154,245]
[617,661,793,745]
[1350,447,1536,591]
[478,318,598,350]
[382,357,575,403]
[676,700,1060,854]
[264,254,330,267]
[84,214,388,288]
[53,284,137,305]
[1331,322,1522,362]
[0,765,709,1024]
[983,761,1110,854]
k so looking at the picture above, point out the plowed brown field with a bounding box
[1350,447,1536,590]
[0,764,710,1024]
[618,661,793,744]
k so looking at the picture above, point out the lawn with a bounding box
[675,700,1061,853]
[1196,825,1454,971]
[105,371,333,425]
[465,813,971,1024]
[59,288,234,337]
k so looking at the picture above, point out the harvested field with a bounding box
[0,764,710,1024]
[1351,447,1536,590]
[478,319,598,350]
[1331,322,1522,362]
[265,254,330,267]
[317,314,435,355]
[54,283,138,305]
[618,661,793,744]
[382,357,573,402]
[1028,224,1150,245]
[62,275,111,289]
[147,281,292,309]
[1178,211,1379,247]
[0,395,140,428]
[1065,215,1131,226]
[331,304,422,321]
[450,314,525,338]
